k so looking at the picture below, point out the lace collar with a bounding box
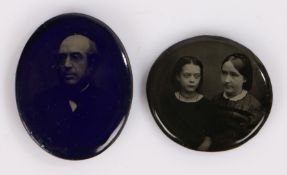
[223,90,248,101]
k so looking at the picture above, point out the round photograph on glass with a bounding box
[147,35,272,152]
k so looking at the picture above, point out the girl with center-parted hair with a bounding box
[161,56,216,151]
[211,53,264,151]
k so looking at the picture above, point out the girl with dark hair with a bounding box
[211,53,263,150]
[162,56,214,151]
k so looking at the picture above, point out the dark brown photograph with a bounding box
[147,35,272,151]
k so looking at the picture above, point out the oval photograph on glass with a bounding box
[16,13,133,160]
[147,36,272,152]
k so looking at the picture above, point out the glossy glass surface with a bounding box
[16,13,133,160]
[147,36,272,152]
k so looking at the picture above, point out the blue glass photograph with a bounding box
[16,13,133,160]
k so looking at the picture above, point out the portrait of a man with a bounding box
[29,34,120,159]
[16,14,132,160]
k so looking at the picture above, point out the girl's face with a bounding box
[176,63,201,93]
[221,60,246,97]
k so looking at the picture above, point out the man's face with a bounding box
[57,35,91,86]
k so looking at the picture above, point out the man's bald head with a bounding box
[57,34,97,86]
[59,34,97,55]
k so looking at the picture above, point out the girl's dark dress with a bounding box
[160,93,215,149]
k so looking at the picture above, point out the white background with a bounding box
[0,0,286,175]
